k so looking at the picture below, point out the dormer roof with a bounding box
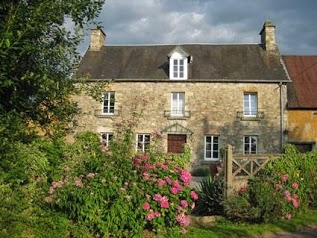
[167,45,190,58]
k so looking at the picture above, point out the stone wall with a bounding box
[72,81,287,168]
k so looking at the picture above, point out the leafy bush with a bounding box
[192,176,225,216]
[45,131,198,237]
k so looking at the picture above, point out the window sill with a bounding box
[164,110,190,119]
[95,109,120,117]
[237,111,264,121]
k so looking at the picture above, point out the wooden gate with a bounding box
[224,144,277,196]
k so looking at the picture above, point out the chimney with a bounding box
[259,20,278,53]
[89,27,106,51]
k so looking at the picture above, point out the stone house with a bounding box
[283,56,317,152]
[74,20,290,169]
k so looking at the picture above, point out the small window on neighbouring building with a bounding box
[244,135,257,154]
[292,143,313,153]
[204,135,220,161]
[136,134,150,152]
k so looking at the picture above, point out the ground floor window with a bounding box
[204,135,219,160]
[167,134,187,154]
[244,135,257,154]
[137,134,151,152]
[101,132,113,150]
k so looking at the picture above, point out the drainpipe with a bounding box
[279,82,284,152]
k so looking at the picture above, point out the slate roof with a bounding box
[283,56,317,109]
[77,44,289,83]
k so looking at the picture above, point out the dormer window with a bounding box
[168,46,191,80]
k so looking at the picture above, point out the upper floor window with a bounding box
[168,46,190,80]
[136,134,150,152]
[244,93,257,117]
[102,92,115,114]
[244,135,257,154]
[171,92,185,116]
[204,135,220,161]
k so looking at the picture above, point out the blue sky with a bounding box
[78,0,317,55]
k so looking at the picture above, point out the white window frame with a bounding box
[169,53,188,80]
[136,134,150,152]
[243,135,258,154]
[171,92,185,116]
[204,135,220,161]
[101,132,113,149]
[243,93,258,117]
[102,92,115,115]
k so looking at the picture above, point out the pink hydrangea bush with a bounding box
[133,154,198,233]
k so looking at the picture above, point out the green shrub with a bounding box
[192,176,225,216]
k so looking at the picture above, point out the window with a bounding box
[168,46,189,80]
[204,136,219,160]
[173,59,184,78]
[101,132,113,150]
[244,93,257,117]
[244,136,257,154]
[102,92,115,114]
[171,92,185,116]
[137,134,150,152]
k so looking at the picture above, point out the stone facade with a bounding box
[73,81,287,168]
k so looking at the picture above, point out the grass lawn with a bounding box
[184,209,317,238]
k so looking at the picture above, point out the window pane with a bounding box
[206,136,211,143]
[213,151,219,158]
[206,151,211,158]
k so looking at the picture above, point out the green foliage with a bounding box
[43,129,198,237]
[223,145,317,223]
[0,0,105,134]
[192,176,225,216]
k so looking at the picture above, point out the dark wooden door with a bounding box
[168,134,187,153]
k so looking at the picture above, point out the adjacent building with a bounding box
[283,56,317,152]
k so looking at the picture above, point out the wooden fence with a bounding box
[224,144,278,196]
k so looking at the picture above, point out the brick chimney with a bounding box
[259,20,278,53]
[89,27,106,51]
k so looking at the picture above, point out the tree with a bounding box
[0,0,105,135]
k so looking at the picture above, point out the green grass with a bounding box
[185,209,317,238]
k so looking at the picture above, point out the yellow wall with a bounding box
[288,110,317,144]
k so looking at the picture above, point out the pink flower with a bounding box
[284,213,292,220]
[190,191,199,200]
[292,182,299,190]
[154,211,161,217]
[143,202,151,210]
[292,198,299,208]
[176,213,190,227]
[157,179,166,187]
[274,183,283,190]
[153,194,162,201]
[165,176,172,185]
[160,200,169,208]
[180,170,192,184]
[146,212,156,221]
[170,187,178,195]
[172,180,183,192]
[181,200,188,208]
[48,187,55,195]
[284,190,291,197]
[177,205,183,211]
[293,194,299,200]
[281,174,289,183]
[143,172,150,180]
[191,202,195,210]
[160,196,169,208]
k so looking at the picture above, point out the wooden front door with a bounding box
[167,134,187,154]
